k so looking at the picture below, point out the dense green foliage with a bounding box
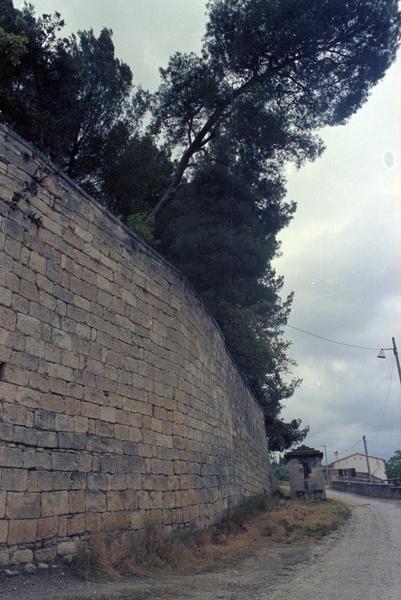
[1,0,399,450]
[151,0,400,216]
[385,450,401,480]
[158,153,307,449]
[271,459,289,483]
[0,0,170,214]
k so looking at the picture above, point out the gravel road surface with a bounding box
[267,489,401,600]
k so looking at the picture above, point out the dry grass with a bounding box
[72,497,351,579]
[256,499,351,543]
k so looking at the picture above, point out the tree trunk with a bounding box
[148,75,261,220]
[148,103,230,219]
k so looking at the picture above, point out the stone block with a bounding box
[86,491,106,512]
[53,328,72,350]
[73,416,89,433]
[95,421,114,438]
[37,517,58,539]
[8,519,36,544]
[47,363,73,381]
[67,513,85,535]
[51,451,79,471]
[58,432,87,450]
[81,402,100,419]
[1,468,27,491]
[41,491,69,516]
[7,492,41,519]
[86,512,101,532]
[69,491,86,513]
[106,491,124,512]
[35,410,55,430]
[16,313,41,337]
[0,492,5,518]
[57,541,77,556]
[29,251,47,274]
[121,489,138,510]
[100,406,116,423]
[34,547,57,562]
[0,307,16,330]
[100,455,118,473]
[0,519,8,543]
[27,470,59,492]
[117,455,144,474]
[0,286,12,307]
[130,511,143,530]
[10,549,33,564]
[36,431,58,448]
[23,449,51,470]
[55,413,73,432]
[0,446,22,468]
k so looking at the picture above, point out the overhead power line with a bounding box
[285,324,380,351]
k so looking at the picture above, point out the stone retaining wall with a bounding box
[0,125,271,566]
[331,480,401,499]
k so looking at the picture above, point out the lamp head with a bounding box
[377,349,386,359]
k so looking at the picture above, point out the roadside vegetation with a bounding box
[72,496,351,580]
[385,450,401,480]
[271,457,290,482]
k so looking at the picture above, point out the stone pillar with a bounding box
[284,446,326,500]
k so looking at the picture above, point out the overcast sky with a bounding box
[18,1,401,462]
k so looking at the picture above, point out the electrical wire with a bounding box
[371,358,395,441]
[285,324,380,351]
[340,439,363,454]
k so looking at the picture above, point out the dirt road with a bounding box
[267,489,401,600]
[1,490,401,599]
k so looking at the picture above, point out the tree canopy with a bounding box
[385,450,401,480]
[0,0,170,215]
[158,151,307,450]
[151,0,400,216]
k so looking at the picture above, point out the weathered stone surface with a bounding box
[8,519,36,544]
[37,517,59,540]
[0,519,9,543]
[0,124,271,566]
[57,541,77,556]
[41,491,69,517]
[0,491,6,518]
[34,547,57,562]
[6,492,41,519]
[11,549,34,565]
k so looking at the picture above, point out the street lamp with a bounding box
[377,337,401,386]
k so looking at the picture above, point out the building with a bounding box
[330,452,386,482]
[284,445,326,500]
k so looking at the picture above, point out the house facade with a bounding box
[330,452,386,481]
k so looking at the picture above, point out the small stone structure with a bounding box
[285,446,326,500]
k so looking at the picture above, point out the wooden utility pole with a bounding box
[392,337,401,386]
[323,444,329,484]
[363,435,372,483]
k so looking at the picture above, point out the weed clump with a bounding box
[217,495,278,535]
